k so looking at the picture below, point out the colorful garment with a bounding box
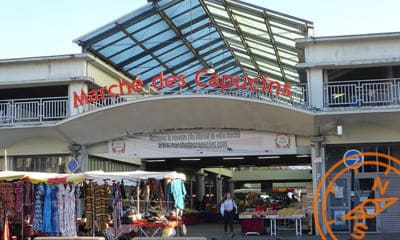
[64,184,77,236]
[170,179,187,210]
[95,182,111,232]
[84,181,95,231]
[42,184,53,233]
[13,181,24,222]
[57,184,66,236]
[51,185,59,235]
[32,184,45,232]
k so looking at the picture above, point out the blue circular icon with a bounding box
[343,149,364,167]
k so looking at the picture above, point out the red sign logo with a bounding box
[73,69,292,108]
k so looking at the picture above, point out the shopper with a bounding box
[220,192,237,238]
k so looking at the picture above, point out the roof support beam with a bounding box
[220,0,264,80]
[155,2,209,69]
[264,11,288,82]
[199,0,245,76]
[75,0,183,49]
[115,23,176,77]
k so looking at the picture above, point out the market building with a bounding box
[1,0,400,238]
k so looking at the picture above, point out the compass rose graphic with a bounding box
[314,152,400,240]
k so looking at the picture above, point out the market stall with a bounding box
[0,171,84,239]
[0,170,187,239]
[82,170,187,238]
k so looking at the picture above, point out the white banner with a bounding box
[109,130,296,158]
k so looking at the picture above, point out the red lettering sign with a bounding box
[72,69,293,108]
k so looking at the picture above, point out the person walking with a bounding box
[220,192,237,238]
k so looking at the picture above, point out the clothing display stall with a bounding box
[83,170,187,239]
[0,171,84,239]
[0,170,187,239]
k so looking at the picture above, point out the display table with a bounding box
[239,218,264,235]
[264,214,305,237]
[133,220,182,237]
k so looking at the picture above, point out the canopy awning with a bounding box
[74,0,313,91]
[0,170,186,184]
[83,170,186,182]
[0,171,85,184]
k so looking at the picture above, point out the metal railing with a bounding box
[0,85,308,126]
[324,78,400,108]
[75,84,308,114]
[0,97,69,125]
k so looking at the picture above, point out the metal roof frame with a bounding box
[74,0,313,91]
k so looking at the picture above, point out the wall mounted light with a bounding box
[337,125,343,136]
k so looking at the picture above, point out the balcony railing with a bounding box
[0,97,69,125]
[0,86,308,126]
[76,85,308,113]
[324,78,400,108]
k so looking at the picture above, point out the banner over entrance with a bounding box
[109,130,296,158]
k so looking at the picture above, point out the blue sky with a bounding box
[1,0,399,59]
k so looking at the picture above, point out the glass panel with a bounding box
[390,145,400,169]
[356,178,376,232]
[153,41,181,56]
[377,146,389,172]
[143,30,176,49]
[164,0,199,19]
[171,7,205,27]
[126,15,162,34]
[123,55,152,70]
[133,20,170,42]
[362,146,377,172]
[99,37,135,58]
[110,46,142,64]
[165,52,194,68]
[181,18,209,34]
[92,32,125,50]
[158,46,190,62]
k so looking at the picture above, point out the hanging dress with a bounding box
[32,184,45,232]
[42,184,53,233]
[57,184,66,236]
[51,185,59,235]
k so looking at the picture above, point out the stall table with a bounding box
[133,220,182,237]
[238,215,264,235]
[264,214,305,237]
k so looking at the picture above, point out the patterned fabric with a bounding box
[95,182,111,232]
[0,183,16,218]
[32,184,45,232]
[42,184,53,233]
[64,184,77,237]
[112,182,122,228]
[103,228,116,240]
[84,181,95,231]
[51,185,59,235]
[57,184,66,236]
[24,182,35,222]
[13,181,24,222]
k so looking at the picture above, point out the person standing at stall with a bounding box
[220,192,237,238]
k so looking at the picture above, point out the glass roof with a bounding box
[74,0,313,91]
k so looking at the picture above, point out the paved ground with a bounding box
[185,223,317,240]
[184,223,398,240]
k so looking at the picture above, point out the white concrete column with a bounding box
[68,81,88,116]
[307,68,324,109]
[195,170,206,200]
[311,136,326,236]
[78,146,88,172]
[216,174,223,202]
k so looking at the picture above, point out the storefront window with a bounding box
[8,155,69,173]
[87,155,139,172]
[326,145,393,174]
[362,146,377,172]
